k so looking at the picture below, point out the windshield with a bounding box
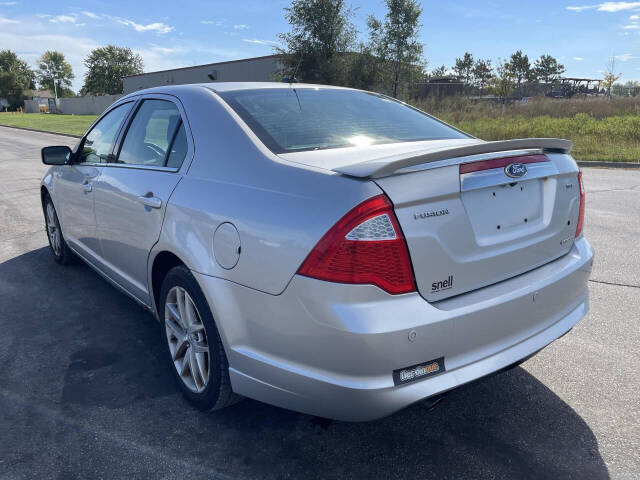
[217,88,469,153]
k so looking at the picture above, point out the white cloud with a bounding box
[200,20,224,26]
[146,44,184,55]
[623,22,640,27]
[133,45,186,72]
[0,30,99,91]
[81,11,99,19]
[567,2,640,11]
[573,56,585,60]
[243,38,277,45]
[0,1,18,5]
[195,45,243,57]
[233,24,248,30]
[0,14,247,92]
[133,43,242,74]
[615,53,639,60]
[598,1,640,11]
[0,16,19,23]
[49,15,77,24]
[631,14,640,18]
[116,19,173,34]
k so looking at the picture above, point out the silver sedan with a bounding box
[40,83,593,421]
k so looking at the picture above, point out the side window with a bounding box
[166,123,188,169]
[77,102,132,164]
[116,99,185,168]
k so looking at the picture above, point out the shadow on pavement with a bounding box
[0,247,610,480]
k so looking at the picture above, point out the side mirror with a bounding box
[41,145,72,165]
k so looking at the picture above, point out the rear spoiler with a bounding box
[332,138,573,179]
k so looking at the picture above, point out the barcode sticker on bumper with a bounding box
[393,357,445,386]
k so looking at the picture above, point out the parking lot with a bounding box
[1,126,638,480]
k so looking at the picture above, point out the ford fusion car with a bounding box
[40,83,593,421]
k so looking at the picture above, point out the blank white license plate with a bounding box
[462,179,543,242]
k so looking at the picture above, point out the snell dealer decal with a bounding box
[431,275,453,293]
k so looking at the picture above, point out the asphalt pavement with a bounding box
[0,126,638,480]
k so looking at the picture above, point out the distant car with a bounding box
[40,83,593,421]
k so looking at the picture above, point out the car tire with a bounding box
[159,265,241,411]
[43,194,76,265]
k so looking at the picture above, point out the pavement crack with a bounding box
[588,185,640,194]
[589,279,640,289]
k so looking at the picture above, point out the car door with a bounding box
[92,96,192,305]
[54,101,133,261]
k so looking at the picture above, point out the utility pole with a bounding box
[52,66,58,100]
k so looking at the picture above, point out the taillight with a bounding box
[576,170,585,237]
[297,194,416,294]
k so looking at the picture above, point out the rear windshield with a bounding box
[217,88,469,153]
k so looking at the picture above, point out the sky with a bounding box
[1,0,639,92]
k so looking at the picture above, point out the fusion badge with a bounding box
[414,208,449,220]
[393,357,445,385]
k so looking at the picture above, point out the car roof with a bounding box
[121,81,354,100]
[203,82,353,92]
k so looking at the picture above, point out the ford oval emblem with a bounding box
[505,163,527,178]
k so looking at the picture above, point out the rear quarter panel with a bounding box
[154,86,381,295]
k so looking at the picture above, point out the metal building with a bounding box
[416,76,464,98]
[122,54,282,94]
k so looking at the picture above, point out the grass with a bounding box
[1,96,639,162]
[438,113,640,162]
[0,112,97,137]
[414,96,640,163]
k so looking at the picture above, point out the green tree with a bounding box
[453,52,474,85]
[36,51,74,98]
[602,56,621,98]
[532,54,564,87]
[0,72,24,109]
[81,46,144,95]
[506,50,530,91]
[472,58,493,92]
[0,50,35,109]
[490,58,515,103]
[614,80,640,97]
[367,0,425,98]
[345,44,379,90]
[0,50,35,90]
[430,64,447,77]
[276,0,357,85]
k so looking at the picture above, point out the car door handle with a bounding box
[138,195,162,209]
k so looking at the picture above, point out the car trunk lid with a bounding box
[372,148,581,301]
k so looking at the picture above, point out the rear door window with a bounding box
[116,99,186,168]
[166,123,188,169]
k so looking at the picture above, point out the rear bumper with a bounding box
[194,237,594,421]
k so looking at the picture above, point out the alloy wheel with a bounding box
[46,201,61,256]
[164,286,210,393]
